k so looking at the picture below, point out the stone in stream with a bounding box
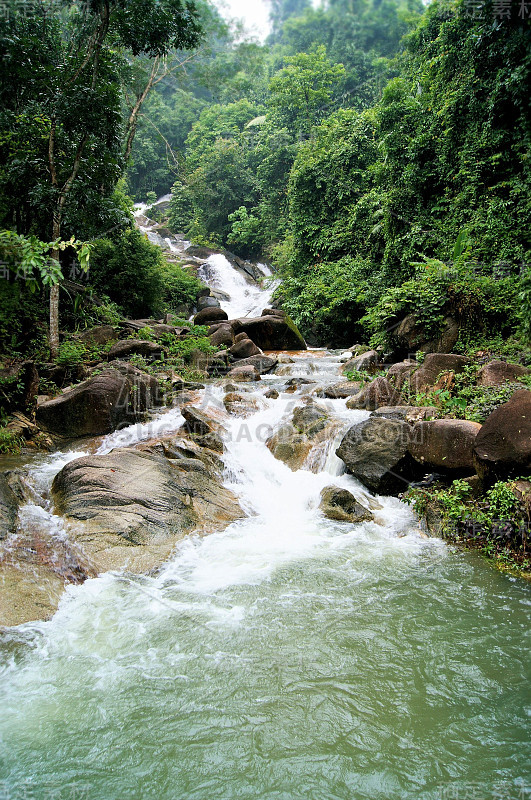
[473,389,531,482]
[231,314,306,351]
[229,355,278,374]
[0,473,19,540]
[336,417,423,495]
[223,392,260,418]
[226,365,261,382]
[36,363,161,439]
[52,444,243,575]
[197,296,221,311]
[324,380,364,399]
[319,486,374,524]
[341,349,380,375]
[265,389,279,399]
[181,405,216,437]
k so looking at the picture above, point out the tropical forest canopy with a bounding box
[0,0,530,353]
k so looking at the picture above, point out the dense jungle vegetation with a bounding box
[0,0,530,355]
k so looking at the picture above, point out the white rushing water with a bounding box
[198,254,276,319]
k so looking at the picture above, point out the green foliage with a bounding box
[405,478,530,576]
[56,340,87,367]
[0,426,24,455]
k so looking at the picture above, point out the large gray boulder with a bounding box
[0,473,19,541]
[52,443,242,573]
[336,417,422,495]
[36,363,160,439]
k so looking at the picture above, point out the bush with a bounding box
[88,228,165,318]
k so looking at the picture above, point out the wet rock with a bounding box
[230,355,278,374]
[194,307,228,325]
[267,424,312,471]
[261,308,286,318]
[408,419,482,471]
[36,364,160,439]
[319,486,374,524]
[231,315,306,351]
[107,339,164,361]
[227,365,261,382]
[324,381,364,399]
[477,360,529,387]
[473,389,531,482]
[229,338,263,359]
[336,417,422,495]
[341,349,380,375]
[52,446,242,573]
[265,388,279,399]
[0,473,19,540]
[292,401,329,438]
[346,377,401,410]
[181,405,216,437]
[223,392,260,418]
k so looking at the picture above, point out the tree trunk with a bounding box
[49,214,61,359]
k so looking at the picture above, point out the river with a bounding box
[0,223,529,800]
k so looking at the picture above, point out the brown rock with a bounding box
[108,339,164,361]
[208,324,234,348]
[409,419,482,471]
[229,338,263,359]
[227,365,261,382]
[406,353,469,397]
[341,349,380,375]
[473,389,531,481]
[267,424,312,471]
[194,307,228,325]
[477,360,529,387]
[324,381,364,399]
[36,364,160,439]
[78,325,117,346]
[346,377,401,410]
[223,392,260,418]
[231,315,306,351]
[386,360,419,389]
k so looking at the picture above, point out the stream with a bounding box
[0,219,529,800]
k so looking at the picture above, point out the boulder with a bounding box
[341,349,380,375]
[265,389,279,399]
[223,392,260,418]
[229,355,278,374]
[0,473,19,540]
[346,377,401,410]
[406,353,469,397]
[229,338,263,359]
[292,401,329,438]
[336,417,421,495]
[78,325,117,346]
[36,364,160,439]
[477,360,529,387]
[267,424,313,472]
[324,381,364,399]
[208,324,234,348]
[231,315,306,351]
[395,314,459,354]
[107,339,164,361]
[408,419,482,471]
[194,307,228,325]
[319,486,374,524]
[261,308,286,318]
[473,389,531,481]
[181,405,216,437]
[52,445,242,573]
[197,296,221,311]
[226,365,261,382]
[386,360,418,389]
[234,332,250,342]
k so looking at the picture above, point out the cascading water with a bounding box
[0,352,530,800]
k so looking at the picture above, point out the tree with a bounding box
[268,46,346,137]
[0,0,203,356]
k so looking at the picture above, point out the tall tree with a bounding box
[0,0,202,356]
